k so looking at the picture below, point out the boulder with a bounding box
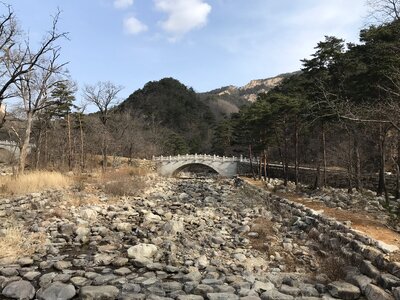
[327,281,361,300]
[37,282,76,300]
[80,208,98,221]
[127,243,158,266]
[260,289,294,300]
[207,293,239,300]
[80,285,119,299]
[2,280,36,300]
[364,284,394,300]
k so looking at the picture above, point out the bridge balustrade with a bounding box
[153,154,250,162]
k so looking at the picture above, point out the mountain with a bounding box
[115,73,296,154]
[117,78,215,154]
[199,72,296,120]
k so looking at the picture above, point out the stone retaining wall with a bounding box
[239,163,398,194]
[245,182,400,299]
[130,159,157,172]
[0,190,64,219]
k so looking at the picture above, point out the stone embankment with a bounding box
[265,164,399,196]
[0,176,399,299]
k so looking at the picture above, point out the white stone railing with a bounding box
[0,140,18,146]
[153,154,254,163]
[0,140,35,148]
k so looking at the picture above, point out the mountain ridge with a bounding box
[198,71,297,119]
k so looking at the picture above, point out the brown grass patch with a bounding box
[0,227,46,259]
[102,166,150,180]
[248,218,278,252]
[0,171,72,195]
[92,167,150,197]
[248,217,298,272]
[318,255,349,281]
[104,177,148,197]
[66,194,101,207]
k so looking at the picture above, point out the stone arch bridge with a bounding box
[153,154,251,177]
[0,140,20,163]
[0,140,34,163]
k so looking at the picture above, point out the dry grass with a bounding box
[104,177,148,197]
[0,171,72,195]
[0,227,46,259]
[92,167,150,197]
[102,166,150,179]
[248,217,297,272]
[66,194,101,207]
[248,218,278,253]
[318,255,349,281]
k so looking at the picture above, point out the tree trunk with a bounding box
[263,149,267,181]
[314,164,321,190]
[274,128,286,184]
[19,112,34,174]
[128,143,133,165]
[395,135,400,199]
[294,121,299,186]
[377,125,388,203]
[102,126,107,172]
[78,113,85,171]
[353,134,362,191]
[347,132,353,194]
[35,127,43,170]
[284,128,288,186]
[314,127,321,190]
[322,123,327,187]
[67,113,72,171]
[249,144,256,179]
[44,129,48,168]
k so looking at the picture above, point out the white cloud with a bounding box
[123,17,148,35]
[114,0,134,9]
[155,0,211,40]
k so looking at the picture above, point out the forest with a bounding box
[212,13,400,200]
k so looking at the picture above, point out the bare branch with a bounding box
[83,81,124,125]
[0,4,68,113]
[367,0,400,23]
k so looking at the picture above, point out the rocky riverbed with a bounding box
[0,176,381,299]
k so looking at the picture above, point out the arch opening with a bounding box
[0,148,15,164]
[173,163,219,178]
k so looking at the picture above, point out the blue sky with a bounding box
[9,0,368,101]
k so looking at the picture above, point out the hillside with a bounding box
[199,72,296,120]
[117,78,215,154]
[115,74,295,154]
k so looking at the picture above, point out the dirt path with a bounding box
[245,179,400,251]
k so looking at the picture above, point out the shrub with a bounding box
[104,176,148,197]
[318,254,349,281]
[0,171,72,195]
[98,166,150,197]
[0,227,46,259]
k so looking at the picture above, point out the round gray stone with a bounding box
[37,282,76,300]
[80,285,119,299]
[2,280,35,299]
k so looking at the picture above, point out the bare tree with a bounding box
[13,47,67,173]
[0,6,68,127]
[83,81,123,170]
[0,3,19,113]
[367,0,400,23]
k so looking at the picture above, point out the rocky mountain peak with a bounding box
[241,77,284,93]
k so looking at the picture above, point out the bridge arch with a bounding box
[0,140,34,164]
[155,155,240,177]
[172,163,219,177]
[0,147,17,163]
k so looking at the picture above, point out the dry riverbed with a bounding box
[0,175,378,299]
